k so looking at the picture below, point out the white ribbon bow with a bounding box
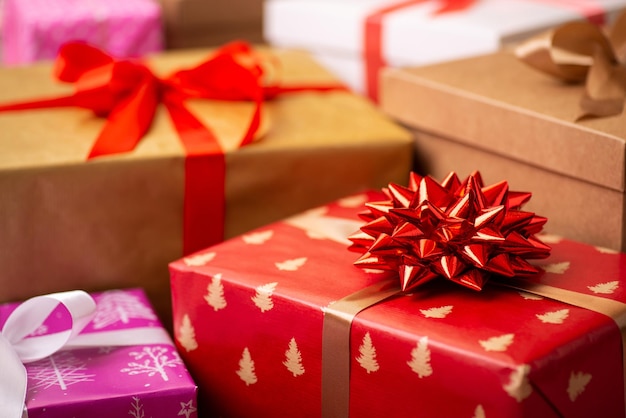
[0,290,172,418]
[0,291,96,418]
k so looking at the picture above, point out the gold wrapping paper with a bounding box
[0,48,413,325]
[381,51,626,251]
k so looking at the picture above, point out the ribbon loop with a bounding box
[0,291,96,418]
[516,12,626,119]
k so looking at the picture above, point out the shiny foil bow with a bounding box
[349,172,551,291]
[516,11,626,119]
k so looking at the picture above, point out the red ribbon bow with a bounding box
[349,172,551,291]
[0,41,346,253]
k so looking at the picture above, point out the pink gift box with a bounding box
[0,288,198,418]
[2,0,163,65]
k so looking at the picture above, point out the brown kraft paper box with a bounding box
[381,51,626,252]
[158,0,264,49]
[0,47,413,325]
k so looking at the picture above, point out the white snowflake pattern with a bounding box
[27,351,95,391]
[129,396,151,418]
[92,291,156,329]
[121,346,182,382]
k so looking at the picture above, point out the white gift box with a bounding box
[264,0,626,97]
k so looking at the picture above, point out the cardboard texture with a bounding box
[264,0,626,95]
[170,191,626,418]
[159,0,263,49]
[2,0,163,65]
[381,51,626,251]
[0,47,413,324]
[0,288,198,418]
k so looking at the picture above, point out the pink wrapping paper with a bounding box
[2,0,163,65]
[170,190,626,418]
[0,289,197,418]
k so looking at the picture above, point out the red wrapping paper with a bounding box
[170,190,625,418]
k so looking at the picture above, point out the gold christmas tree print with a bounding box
[356,332,379,374]
[420,305,453,319]
[503,364,532,402]
[337,194,367,208]
[183,252,216,266]
[542,261,570,274]
[473,405,486,418]
[568,371,592,401]
[242,230,274,245]
[177,314,198,352]
[479,334,514,352]
[407,336,433,378]
[275,257,307,271]
[252,282,278,312]
[537,309,569,324]
[588,281,619,294]
[595,246,618,254]
[237,347,258,386]
[204,273,227,311]
[283,338,305,377]
[518,291,543,300]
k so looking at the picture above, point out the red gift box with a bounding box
[170,184,626,417]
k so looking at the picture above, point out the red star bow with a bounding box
[349,172,551,291]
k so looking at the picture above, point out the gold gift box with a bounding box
[0,47,413,323]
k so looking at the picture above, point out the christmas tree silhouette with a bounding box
[177,314,198,352]
[237,347,257,386]
[407,336,433,378]
[356,332,379,373]
[252,282,277,312]
[283,338,305,377]
[205,274,227,311]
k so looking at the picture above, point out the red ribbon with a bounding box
[0,41,346,254]
[364,0,605,103]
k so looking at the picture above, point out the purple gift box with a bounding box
[2,0,163,65]
[0,288,197,418]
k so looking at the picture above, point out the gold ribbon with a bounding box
[322,266,626,418]
[289,212,626,415]
[515,11,626,119]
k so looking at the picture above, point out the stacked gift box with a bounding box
[3,0,626,417]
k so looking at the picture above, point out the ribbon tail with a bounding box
[0,337,28,418]
[87,80,159,159]
[577,47,626,120]
[165,100,225,254]
[434,0,477,14]
[0,95,82,112]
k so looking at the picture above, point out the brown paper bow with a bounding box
[516,12,626,119]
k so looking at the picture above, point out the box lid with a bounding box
[381,51,626,193]
[264,0,626,68]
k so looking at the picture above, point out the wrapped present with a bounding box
[169,173,626,418]
[0,288,197,418]
[158,0,263,49]
[380,12,626,251]
[1,0,163,65]
[264,0,626,101]
[0,42,412,324]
